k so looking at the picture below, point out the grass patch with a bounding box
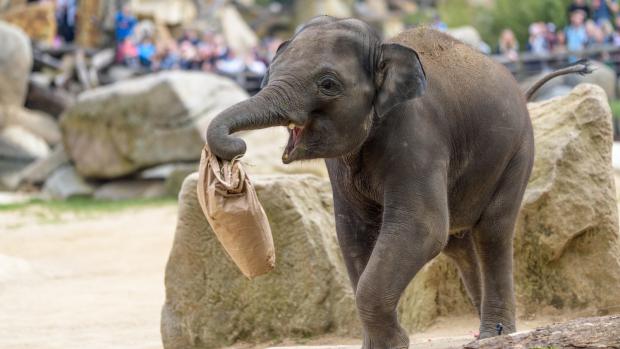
[0,196,177,214]
[610,100,620,120]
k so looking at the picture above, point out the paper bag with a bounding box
[196,145,275,278]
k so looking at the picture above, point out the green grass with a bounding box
[610,100,620,120]
[0,197,177,214]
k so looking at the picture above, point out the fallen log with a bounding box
[464,315,620,349]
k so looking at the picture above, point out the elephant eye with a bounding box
[318,77,341,96]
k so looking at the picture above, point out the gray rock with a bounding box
[0,125,50,160]
[1,105,61,145]
[161,174,357,349]
[43,165,94,199]
[0,22,32,107]
[138,162,199,196]
[0,158,30,191]
[61,71,249,179]
[139,162,198,180]
[93,180,168,200]
[19,144,69,185]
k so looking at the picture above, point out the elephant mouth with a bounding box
[282,122,305,164]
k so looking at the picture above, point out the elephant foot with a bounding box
[478,322,515,339]
[361,325,409,349]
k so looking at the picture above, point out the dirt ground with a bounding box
[0,195,606,349]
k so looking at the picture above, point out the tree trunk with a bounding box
[464,315,620,349]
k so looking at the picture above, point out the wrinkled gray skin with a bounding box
[208,17,537,348]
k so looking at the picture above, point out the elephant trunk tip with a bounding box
[206,122,247,161]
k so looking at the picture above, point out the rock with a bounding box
[161,173,357,349]
[516,84,620,315]
[0,21,32,107]
[218,5,259,57]
[242,128,329,177]
[1,105,61,145]
[0,125,50,160]
[128,0,196,25]
[43,165,94,199]
[61,71,328,179]
[0,1,56,44]
[139,162,197,180]
[19,144,69,185]
[60,71,249,179]
[0,158,30,191]
[138,162,199,196]
[93,180,168,200]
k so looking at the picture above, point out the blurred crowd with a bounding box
[53,1,280,80]
[498,0,620,61]
[113,5,280,77]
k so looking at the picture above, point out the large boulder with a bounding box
[61,71,327,179]
[0,21,32,107]
[60,71,248,179]
[515,84,620,314]
[161,174,357,349]
[161,84,620,347]
[1,105,61,145]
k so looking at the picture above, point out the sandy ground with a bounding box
[0,198,602,349]
[0,205,177,349]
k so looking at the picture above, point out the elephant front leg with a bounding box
[356,181,449,349]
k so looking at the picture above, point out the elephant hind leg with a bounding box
[443,230,482,317]
[473,145,533,339]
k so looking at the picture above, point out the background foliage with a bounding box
[437,0,573,50]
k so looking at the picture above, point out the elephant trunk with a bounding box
[207,87,298,160]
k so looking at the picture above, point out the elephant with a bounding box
[206,16,590,349]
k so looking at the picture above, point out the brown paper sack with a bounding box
[197,146,275,278]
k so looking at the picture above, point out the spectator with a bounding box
[592,0,619,26]
[137,37,157,68]
[497,29,519,61]
[565,10,589,56]
[585,19,606,45]
[554,30,568,53]
[216,50,245,76]
[528,22,550,55]
[56,0,77,43]
[115,5,137,43]
[568,0,591,19]
[612,15,620,45]
[431,14,448,32]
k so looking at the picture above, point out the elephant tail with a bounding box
[525,60,592,101]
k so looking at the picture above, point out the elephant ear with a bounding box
[374,43,427,118]
[260,40,290,89]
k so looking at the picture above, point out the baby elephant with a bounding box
[207,16,589,349]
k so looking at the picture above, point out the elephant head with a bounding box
[206,16,427,163]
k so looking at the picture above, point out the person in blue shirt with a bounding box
[592,0,620,25]
[137,38,157,69]
[115,5,137,43]
[565,10,589,61]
